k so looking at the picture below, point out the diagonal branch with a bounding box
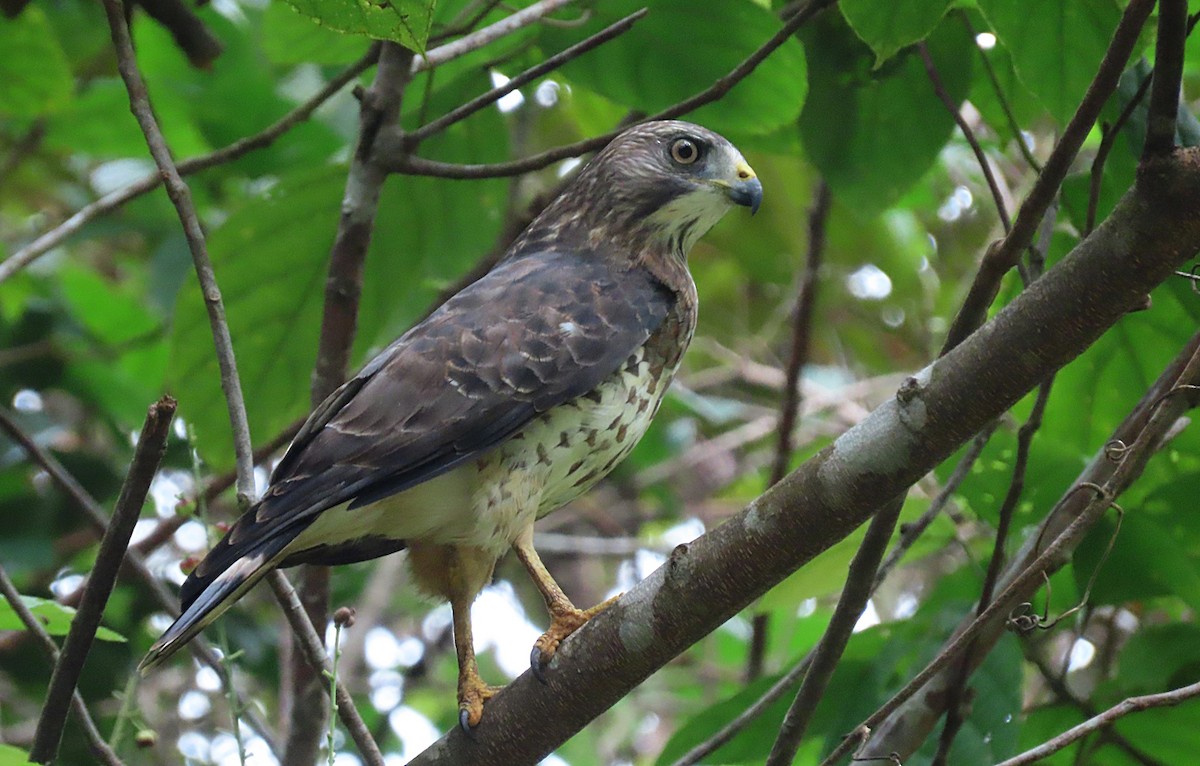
[0,565,124,766]
[941,0,1155,354]
[407,8,646,144]
[382,0,838,179]
[100,0,255,501]
[404,147,1200,765]
[28,397,175,764]
[851,328,1200,764]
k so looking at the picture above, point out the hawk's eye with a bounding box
[670,138,701,165]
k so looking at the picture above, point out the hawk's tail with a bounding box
[138,521,301,674]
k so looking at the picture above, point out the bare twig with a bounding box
[961,13,1041,172]
[267,572,385,766]
[283,41,415,765]
[1087,69,1152,235]
[766,495,906,765]
[408,9,646,144]
[29,397,175,764]
[384,0,838,178]
[0,46,380,285]
[918,42,1011,233]
[941,0,1154,354]
[996,681,1200,766]
[0,405,279,753]
[770,179,831,485]
[0,565,125,766]
[932,378,1053,765]
[101,0,255,500]
[1142,0,1187,159]
[412,0,576,74]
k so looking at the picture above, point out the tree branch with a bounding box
[941,0,1155,354]
[381,0,838,179]
[0,43,380,285]
[283,41,415,766]
[100,0,255,501]
[918,42,1011,233]
[410,0,576,74]
[0,404,280,754]
[403,147,1200,765]
[850,327,1200,764]
[0,565,124,766]
[407,8,646,144]
[766,495,905,765]
[1142,0,1188,159]
[29,397,175,764]
[267,572,385,766]
[996,680,1200,766]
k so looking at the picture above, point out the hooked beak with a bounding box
[726,161,763,214]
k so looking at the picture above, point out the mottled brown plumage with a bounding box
[142,120,762,726]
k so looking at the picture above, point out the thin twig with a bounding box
[1142,0,1187,159]
[932,378,1054,765]
[0,46,380,285]
[918,42,1011,233]
[384,0,838,178]
[960,13,1041,172]
[1087,69,1152,235]
[411,0,576,74]
[408,9,646,143]
[0,406,279,754]
[267,571,385,766]
[770,179,831,485]
[766,495,906,765]
[0,565,125,766]
[29,397,176,764]
[996,681,1200,766]
[100,0,255,501]
[940,0,1155,355]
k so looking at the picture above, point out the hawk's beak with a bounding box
[726,161,763,215]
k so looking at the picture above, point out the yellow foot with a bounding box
[458,675,502,732]
[531,594,621,682]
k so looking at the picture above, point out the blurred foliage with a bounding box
[1,0,1200,764]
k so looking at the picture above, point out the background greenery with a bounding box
[1,0,1198,764]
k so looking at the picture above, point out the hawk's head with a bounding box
[517,120,762,259]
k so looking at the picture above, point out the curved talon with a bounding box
[531,645,549,683]
[459,708,474,735]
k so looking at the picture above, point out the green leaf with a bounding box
[282,0,437,51]
[977,0,1123,125]
[0,7,73,117]
[0,595,126,642]
[1118,623,1200,694]
[840,0,954,66]
[0,744,34,766]
[799,12,973,216]
[543,0,807,140]
[262,2,374,65]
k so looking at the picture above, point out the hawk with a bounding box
[141,120,762,727]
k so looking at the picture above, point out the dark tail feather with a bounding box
[138,528,299,674]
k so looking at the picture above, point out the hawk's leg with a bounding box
[411,543,500,730]
[513,527,621,682]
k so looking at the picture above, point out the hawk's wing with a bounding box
[181,250,674,611]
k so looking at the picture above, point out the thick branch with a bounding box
[405,149,1200,765]
[858,326,1200,762]
[29,397,175,764]
[1142,0,1188,158]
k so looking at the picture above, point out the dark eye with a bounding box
[670,138,701,165]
